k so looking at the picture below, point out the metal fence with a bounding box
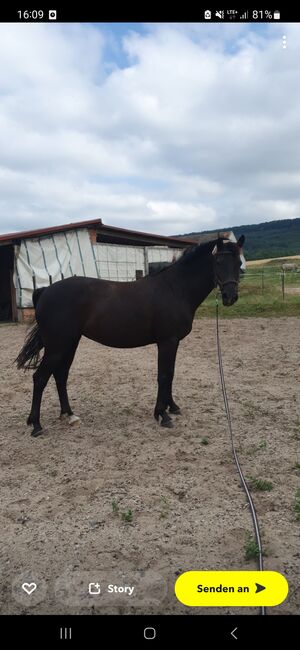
[241,268,300,300]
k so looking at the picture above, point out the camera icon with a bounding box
[48,9,57,20]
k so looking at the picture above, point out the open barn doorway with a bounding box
[0,245,17,322]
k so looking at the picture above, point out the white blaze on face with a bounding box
[240,254,246,271]
[227,233,246,270]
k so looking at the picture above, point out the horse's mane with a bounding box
[151,237,239,275]
[178,239,219,264]
[178,237,242,265]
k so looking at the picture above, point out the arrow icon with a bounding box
[255,583,266,593]
[231,627,238,640]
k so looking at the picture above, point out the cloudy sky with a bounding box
[0,21,299,235]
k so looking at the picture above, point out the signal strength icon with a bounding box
[240,11,248,20]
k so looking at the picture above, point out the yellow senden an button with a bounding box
[175,571,288,607]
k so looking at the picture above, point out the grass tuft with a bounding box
[244,532,259,560]
[112,499,119,514]
[248,477,273,492]
[293,489,300,521]
[122,509,133,523]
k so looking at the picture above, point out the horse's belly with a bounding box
[82,315,154,349]
[99,336,153,349]
[84,331,154,348]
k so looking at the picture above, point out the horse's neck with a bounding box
[170,254,215,313]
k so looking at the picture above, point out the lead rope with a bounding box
[215,296,266,616]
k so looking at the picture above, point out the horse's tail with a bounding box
[15,287,46,370]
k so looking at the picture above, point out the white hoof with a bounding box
[60,413,69,421]
[68,414,80,426]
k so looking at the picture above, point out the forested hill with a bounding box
[177,218,300,261]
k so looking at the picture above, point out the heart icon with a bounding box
[22,582,37,595]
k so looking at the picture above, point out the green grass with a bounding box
[291,420,300,440]
[244,533,260,561]
[112,499,119,514]
[248,477,273,492]
[121,509,133,523]
[112,501,133,523]
[159,496,169,520]
[292,433,300,441]
[196,268,300,318]
[201,437,209,445]
[245,441,267,456]
[259,440,267,450]
[293,489,300,521]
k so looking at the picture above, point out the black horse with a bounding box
[16,235,245,437]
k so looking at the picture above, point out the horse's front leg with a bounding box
[167,340,181,415]
[154,337,180,428]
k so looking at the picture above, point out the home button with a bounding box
[144,627,156,640]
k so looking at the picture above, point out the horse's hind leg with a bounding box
[154,337,180,428]
[53,341,80,426]
[27,352,60,437]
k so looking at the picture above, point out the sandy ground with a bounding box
[247,256,300,266]
[0,318,299,616]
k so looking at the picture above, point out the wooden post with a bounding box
[143,247,149,276]
[281,270,285,300]
[261,269,264,294]
[10,270,18,322]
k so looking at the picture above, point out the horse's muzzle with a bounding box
[222,290,238,307]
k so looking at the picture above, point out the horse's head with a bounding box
[212,235,245,306]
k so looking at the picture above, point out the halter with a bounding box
[213,250,239,291]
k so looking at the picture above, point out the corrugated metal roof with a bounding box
[0,218,102,243]
[0,218,195,246]
[99,223,195,245]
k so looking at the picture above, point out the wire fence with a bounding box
[200,266,300,317]
[242,268,300,301]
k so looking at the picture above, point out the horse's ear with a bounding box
[237,235,245,248]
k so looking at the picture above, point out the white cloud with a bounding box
[146,200,216,230]
[251,200,300,220]
[0,23,300,235]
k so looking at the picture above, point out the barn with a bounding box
[0,219,195,323]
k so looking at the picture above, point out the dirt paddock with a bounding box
[0,318,299,615]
